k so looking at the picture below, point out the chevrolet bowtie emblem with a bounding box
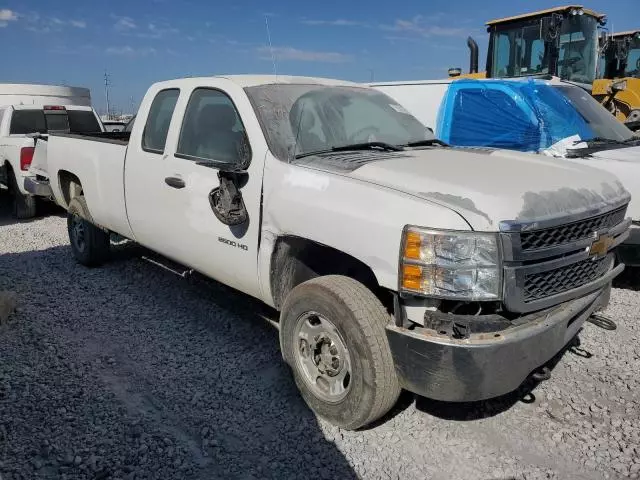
[589,234,614,257]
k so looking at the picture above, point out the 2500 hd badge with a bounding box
[218,237,248,251]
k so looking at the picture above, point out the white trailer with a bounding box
[0,84,92,108]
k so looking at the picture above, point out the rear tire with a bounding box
[8,169,36,219]
[67,196,110,267]
[280,275,400,430]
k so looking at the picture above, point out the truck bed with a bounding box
[50,131,131,145]
[46,131,133,239]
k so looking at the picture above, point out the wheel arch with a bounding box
[58,170,83,208]
[268,235,392,313]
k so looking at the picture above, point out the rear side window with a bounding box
[143,89,180,153]
[10,110,47,134]
[68,111,102,133]
[125,116,135,132]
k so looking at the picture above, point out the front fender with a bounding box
[257,160,470,305]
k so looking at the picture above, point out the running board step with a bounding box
[141,255,193,278]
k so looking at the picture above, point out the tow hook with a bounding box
[531,366,551,382]
[587,313,617,331]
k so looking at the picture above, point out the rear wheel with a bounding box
[8,169,36,219]
[67,196,110,267]
[280,275,400,430]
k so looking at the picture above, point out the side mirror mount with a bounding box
[209,171,249,226]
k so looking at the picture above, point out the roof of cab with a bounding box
[222,75,362,88]
[486,5,606,26]
[159,75,363,89]
[610,30,640,38]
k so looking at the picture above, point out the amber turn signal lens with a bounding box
[404,231,422,260]
[402,264,423,290]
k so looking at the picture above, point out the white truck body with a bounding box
[370,77,640,263]
[0,102,103,218]
[43,75,631,428]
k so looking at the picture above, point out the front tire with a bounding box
[67,196,110,267]
[280,275,400,430]
[8,169,36,219]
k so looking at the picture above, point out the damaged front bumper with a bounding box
[386,282,614,402]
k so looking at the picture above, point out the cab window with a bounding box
[142,89,180,153]
[176,88,250,165]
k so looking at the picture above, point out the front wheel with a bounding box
[280,275,400,430]
[67,196,110,267]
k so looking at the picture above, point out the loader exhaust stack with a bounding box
[467,36,479,74]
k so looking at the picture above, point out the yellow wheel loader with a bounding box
[449,5,640,130]
[593,30,640,129]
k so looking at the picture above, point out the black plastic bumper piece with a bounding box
[24,176,52,198]
[386,286,610,402]
[618,225,640,267]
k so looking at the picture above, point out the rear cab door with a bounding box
[124,78,269,299]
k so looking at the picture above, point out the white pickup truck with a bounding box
[43,75,631,429]
[0,104,103,218]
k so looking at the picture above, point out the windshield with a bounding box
[557,15,599,84]
[490,15,599,84]
[624,36,640,78]
[555,85,634,141]
[244,84,432,160]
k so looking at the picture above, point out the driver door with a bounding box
[126,81,266,299]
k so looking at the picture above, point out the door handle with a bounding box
[164,176,185,189]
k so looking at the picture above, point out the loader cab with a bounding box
[602,31,640,79]
[484,6,606,87]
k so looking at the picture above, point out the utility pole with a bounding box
[367,69,374,82]
[103,71,111,120]
[129,95,135,115]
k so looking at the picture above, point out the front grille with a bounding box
[523,255,613,303]
[520,207,627,251]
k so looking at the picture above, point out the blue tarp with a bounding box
[436,78,593,152]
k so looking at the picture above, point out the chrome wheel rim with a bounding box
[293,311,352,403]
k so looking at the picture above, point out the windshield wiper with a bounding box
[294,141,403,160]
[403,139,449,147]
[566,136,640,158]
[578,137,640,146]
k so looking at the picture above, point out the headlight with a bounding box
[399,227,501,300]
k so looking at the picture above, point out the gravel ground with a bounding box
[1,194,639,480]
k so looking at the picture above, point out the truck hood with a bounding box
[590,145,640,163]
[566,145,640,220]
[346,148,630,231]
